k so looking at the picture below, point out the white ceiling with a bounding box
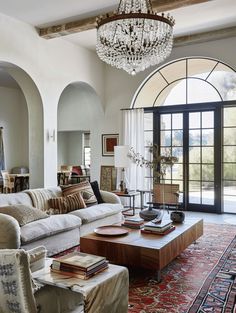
[0,0,234,51]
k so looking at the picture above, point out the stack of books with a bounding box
[122,216,145,229]
[141,219,175,235]
[51,252,108,280]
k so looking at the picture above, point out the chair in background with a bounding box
[152,183,181,211]
[0,249,84,313]
[140,183,181,221]
[58,165,72,185]
[1,170,15,193]
[70,165,91,184]
[11,167,30,192]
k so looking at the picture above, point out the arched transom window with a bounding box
[132,57,236,108]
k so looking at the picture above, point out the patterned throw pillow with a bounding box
[61,181,97,206]
[48,192,86,214]
[0,204,49,226]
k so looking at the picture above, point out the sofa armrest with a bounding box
[100,190,121,204]
[0,213,21,249]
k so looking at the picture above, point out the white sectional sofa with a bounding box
[0,187,123,256]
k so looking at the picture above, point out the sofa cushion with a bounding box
[0,204,49,226]
[62,181,97,206]
[0,192,32,207]
[21,214,82,244]
[68,203,122,224]
[25,187,62,212]
[90,181,104,204]
[48,192,86,214]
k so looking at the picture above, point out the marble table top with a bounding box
[32,258,127,296]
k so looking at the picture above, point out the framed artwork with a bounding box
[100,165,117,191]
[102,134,119,156]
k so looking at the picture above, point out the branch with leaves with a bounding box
[127,144,178,180]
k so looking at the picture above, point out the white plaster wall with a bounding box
[0,86,28,170]
[0,12,105,187]
[58,83,104,181]
[57,131,83,166]
[68,131,83,165]
[57,132,67,167]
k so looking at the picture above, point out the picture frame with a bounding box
[100,165,117,191]
[102,134,119,156]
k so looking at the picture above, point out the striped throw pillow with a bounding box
[48,192,86,214]
[61,181,97,206]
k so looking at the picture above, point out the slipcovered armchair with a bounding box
[0,249,84,313]
[1,170,15,193]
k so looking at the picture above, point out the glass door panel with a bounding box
[159,113,184,202]
[223,107,236,213]
[157,109,217,212]
[188,111,215,210]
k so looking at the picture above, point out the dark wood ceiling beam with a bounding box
[38,0,211,39]
[174,26,236,47]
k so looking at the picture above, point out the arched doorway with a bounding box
[132,57,236,214]
[57,82,104,181]
[0,62,44,188]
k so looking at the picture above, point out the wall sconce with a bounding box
[47,129,55,142]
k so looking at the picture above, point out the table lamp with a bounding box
[114,145,130,193]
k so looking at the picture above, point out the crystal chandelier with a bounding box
[96,0,175,75]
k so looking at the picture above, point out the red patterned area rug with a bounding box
[53,223,236,313]
[128,223,236,313]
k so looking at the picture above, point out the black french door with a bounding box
[153,104,221,213]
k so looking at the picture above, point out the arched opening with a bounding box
[57,82,104,183]
[132,57,236,214]
[0,62,44,189]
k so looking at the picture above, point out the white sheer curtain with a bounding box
[0,128,5,171]
[122,108,145,191]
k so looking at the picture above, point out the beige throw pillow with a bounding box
[0,204,49,226]
[61,181,97,206]
[48,192,86,214]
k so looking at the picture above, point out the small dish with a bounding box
[94,225,129,236]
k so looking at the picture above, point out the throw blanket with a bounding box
[0,249,37,313]
[25,188,61,212]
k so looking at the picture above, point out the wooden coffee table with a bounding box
[80,217,203,282]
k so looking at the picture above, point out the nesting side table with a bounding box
[112,190,139,216]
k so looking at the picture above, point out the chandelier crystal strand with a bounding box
[96,0,175,75]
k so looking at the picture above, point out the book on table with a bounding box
[122,216,145,229]
[141,225,176,236]
[51,261,109,280]
[145,219,172,229]
[144,219,172,232]
[52,252,107,272]
[124,217,144,224]
[122,223,144,229]
[51,261,108,280]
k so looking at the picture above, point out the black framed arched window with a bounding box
[132,57,236,214]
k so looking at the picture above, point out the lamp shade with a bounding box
[114,145,130,168]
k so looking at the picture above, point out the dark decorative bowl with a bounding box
[170,211,185,223]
